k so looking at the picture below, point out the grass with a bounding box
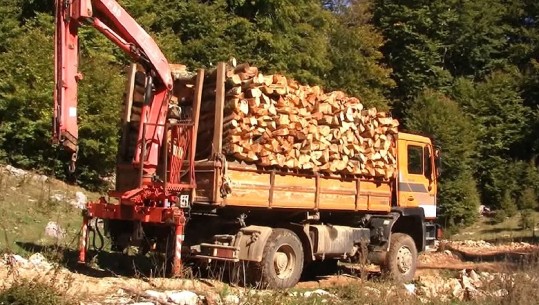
[451,212,539,242]
[0,166,99,256]
[0,280,76,305]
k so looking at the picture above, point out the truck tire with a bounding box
[381,233,417,282]
[248,228,304,289]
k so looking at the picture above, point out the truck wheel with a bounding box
[249,228,304,289]
[381,233,417,282]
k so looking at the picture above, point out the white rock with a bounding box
[468,270,480,282]
[28,252,52,270]
[223,294,240,305]
[144,290,168,303]
[33,174,48,183]
[50,194,65,202]
[5,254,30,268]
[303,289,335,298]
[69,191,88,209]
[6,165,27,177]
[404,283,416,295]
[165,290,198,305]
[452,285,465,300]
[132,303,155,305]
[491,289,508,297]
[45,221,66,240]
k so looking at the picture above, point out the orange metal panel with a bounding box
[318,178,356,210]
[211,166,392,212]
[271,174,316,209]
[224,169,271,207]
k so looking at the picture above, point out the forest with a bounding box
[0,0,538,229]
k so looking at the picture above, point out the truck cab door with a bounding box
[397,139,437,219]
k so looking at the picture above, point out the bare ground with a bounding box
[2,239,538,303]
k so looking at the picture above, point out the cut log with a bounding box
[187,61,400,179]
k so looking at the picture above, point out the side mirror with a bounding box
[424,146,433,181]
[435,148,442,178]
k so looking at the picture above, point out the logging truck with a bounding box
[54,0,441,289]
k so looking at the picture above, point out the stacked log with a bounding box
[218,62,399,179]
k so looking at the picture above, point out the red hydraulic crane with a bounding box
[54,0,202,275]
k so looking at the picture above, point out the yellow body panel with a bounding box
[193,132,436,217]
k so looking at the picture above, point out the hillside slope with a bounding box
[0,165,99,255]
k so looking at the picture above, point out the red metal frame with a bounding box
[54,0,172,175]
[54,0,200,275]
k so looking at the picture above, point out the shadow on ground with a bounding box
[14,241,381,286]
[15,241,176,279]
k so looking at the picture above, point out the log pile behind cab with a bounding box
[195,62,400,179]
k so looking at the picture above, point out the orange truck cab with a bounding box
[396,132,438,221]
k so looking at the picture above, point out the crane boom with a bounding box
[53,0,173,172]
[54,0,201,276]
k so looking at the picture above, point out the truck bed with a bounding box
[194,160,392,212]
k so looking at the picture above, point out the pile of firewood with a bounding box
[217,62,399,179]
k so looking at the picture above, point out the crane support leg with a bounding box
[172,222,185,276]
[79,215,90,264]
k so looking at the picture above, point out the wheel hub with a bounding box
[396,246,412,273]
[273,244,295,279]
[275,252,288,270]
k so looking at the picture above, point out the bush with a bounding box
[500,191,517,217]
[0,281,74,305]
[519,188,537,210]
[405,90,480,228]
[520,209,536,230]
[493,209,507,224]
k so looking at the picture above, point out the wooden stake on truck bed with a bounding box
[212,62,226,157]
[190,69,204,199]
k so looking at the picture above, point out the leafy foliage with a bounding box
[325,0,394,109]
[405,90,479,226]
[0,12,123,189]
[0,280,74,305]
[520,209,536,230]
[1,0,539,229]
[372,0,454,104]
[451,71,530,208]
[500,191,518,218]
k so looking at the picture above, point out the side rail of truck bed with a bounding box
[194,160,392,212]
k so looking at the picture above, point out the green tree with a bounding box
[520,209,536,230]
[451,70,530,208]
[0,14,59,171]
[0,0,23,52]
[519,188,537,211]
[325,0,394,110]
[500,191,518,218]
[122,0,334,85]
[405,89,480,227]
[0,13,124,189]
[372,0,453,104]
[443,0,508,77]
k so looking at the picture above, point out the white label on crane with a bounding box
[69,107,77,117]
[179,195,190,208]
